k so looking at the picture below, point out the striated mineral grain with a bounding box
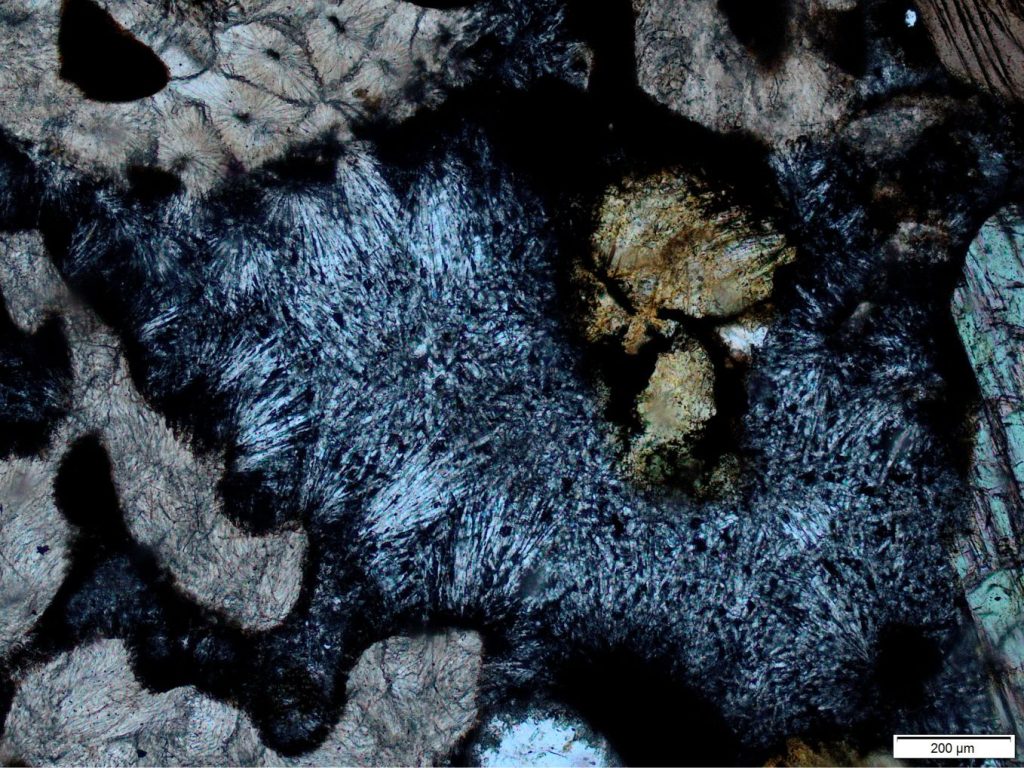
[915,0,1024,103]
[952,204,1024,736]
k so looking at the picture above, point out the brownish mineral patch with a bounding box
[589,169,794,350]
[632,0,857,148]
[764,738,901,767]
[578,168,793,486]
[629,336,717,483]
[916,0,1024,103]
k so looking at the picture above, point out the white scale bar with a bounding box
[893,734,1015,759]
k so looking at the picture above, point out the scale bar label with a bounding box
[893,734,1015,759]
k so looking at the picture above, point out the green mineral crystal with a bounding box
[952,204,1024,734]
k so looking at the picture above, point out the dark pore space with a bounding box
[27,435,152,657]
[815,4,869,77]
[873,623,944,709]
[718,0,792,66]
[553,648,743,766]
[0,434,145,707]
[53,434,123,530]
[58,0,169,102]
[867,0,940,68]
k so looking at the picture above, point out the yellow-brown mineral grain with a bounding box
[570,264,633,346]
[764,738,901,767]
[630,336,716,482]
[590,170,794,330]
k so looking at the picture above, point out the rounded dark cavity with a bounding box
[717,0,792,66]
[53,435,123,532]
[58,0,170,102]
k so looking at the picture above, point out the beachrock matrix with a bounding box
[1,0,1024,765]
